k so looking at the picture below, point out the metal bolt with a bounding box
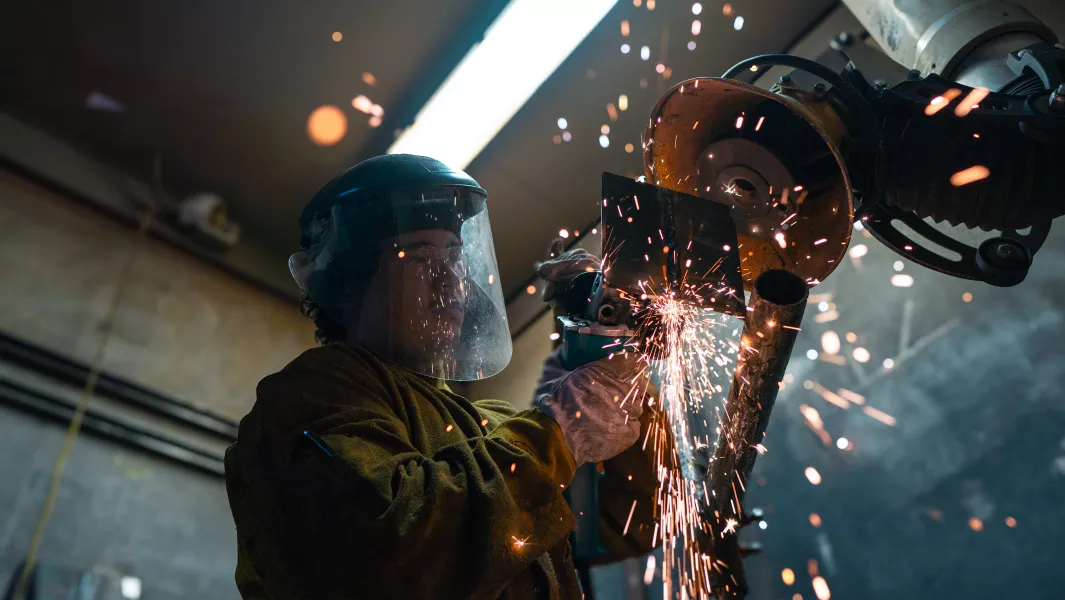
[813,82,827,94]
[874,80,888,90]
[908,69,922,80]
[986,239,1027,269]
[977,237,1031,286]
[778,75,793,86]
[1051,84,1065,111]
[837,32,853,46]
[1018,49,1032,58]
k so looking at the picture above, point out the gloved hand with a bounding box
[535,246,601,310]
[535,351,652,466]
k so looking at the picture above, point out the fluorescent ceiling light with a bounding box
[388,0,619,170]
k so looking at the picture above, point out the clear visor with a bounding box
[289,191,512,381]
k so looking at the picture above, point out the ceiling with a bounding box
[2,0,837,300]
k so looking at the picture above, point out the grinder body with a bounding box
[557,271,634,563]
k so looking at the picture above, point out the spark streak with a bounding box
[925,88,962,116]
[955,87,989,117]
[950,165,990,186]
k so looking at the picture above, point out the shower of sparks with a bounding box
[599,211,750,597]
[644,555,657,584]
[636,292,733,597]
[512,535,530,549]
[723,183,739,196]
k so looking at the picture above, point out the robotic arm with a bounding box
[646,0,1065,288]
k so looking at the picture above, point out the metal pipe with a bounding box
[841,0,1055,84]
[707,270,808,598]
[0,378,227,477]
[0,331,239,441]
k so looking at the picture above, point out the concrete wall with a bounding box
[0,169,314,421]
[0,407,240,600]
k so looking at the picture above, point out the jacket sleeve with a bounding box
[229,355,578,600]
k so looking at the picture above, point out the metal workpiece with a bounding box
[842,0,1055,78]
[707,269,809,598]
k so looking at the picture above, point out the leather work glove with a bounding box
[535,351,653,466]
[535,245,601,311]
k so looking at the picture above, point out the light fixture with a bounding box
[387,0,619,169]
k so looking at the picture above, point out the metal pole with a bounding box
[707,270,808,598]
[840,0,1055,89]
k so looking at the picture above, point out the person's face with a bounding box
[355,229,468,360]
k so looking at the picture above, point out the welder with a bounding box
[224,154,659,600]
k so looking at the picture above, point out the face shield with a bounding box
[289,187,512,381]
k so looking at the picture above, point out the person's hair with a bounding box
[300,294,347,346]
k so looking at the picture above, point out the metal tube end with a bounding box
[753,269,808,307]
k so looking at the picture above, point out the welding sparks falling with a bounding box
[602,241,743,598]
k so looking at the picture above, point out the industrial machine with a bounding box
[646,0,1064,289]
[560,175,807,598]
[559,172,745,565]
[562,2,1065,598]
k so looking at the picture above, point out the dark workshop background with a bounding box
[2,1,1064,599]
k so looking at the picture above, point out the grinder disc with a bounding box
[643,77,853,288]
